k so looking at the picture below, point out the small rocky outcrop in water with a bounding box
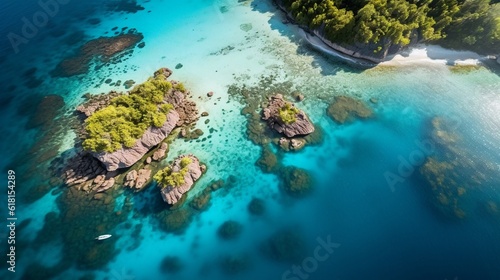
[155,155,206,205]
[327,96,373,124]
[261,228,306,263]
[262,94,314,137]
[124,168,152,190]
[63,68,200,191]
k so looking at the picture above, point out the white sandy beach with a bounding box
[381,44,485,66]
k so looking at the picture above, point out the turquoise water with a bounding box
[1,0,500,279]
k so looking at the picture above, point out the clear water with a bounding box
[1,0,500,279]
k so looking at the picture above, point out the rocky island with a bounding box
[63,68,200,195]
[155,155,206,205]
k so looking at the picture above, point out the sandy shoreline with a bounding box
[299,28,494,67]
[381,44,486,66]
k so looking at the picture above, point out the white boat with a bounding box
[95,234,112,240]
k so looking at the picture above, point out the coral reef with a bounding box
[160,256,183,274]
[157,208,192,234]
[220,254,250,274]
[27,95,65,129]
[52,31,144,77]
[256,145,278,173]
[419,117,499,219]
[327,96,373,124]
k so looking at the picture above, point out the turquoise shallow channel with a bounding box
[1,0,500,279]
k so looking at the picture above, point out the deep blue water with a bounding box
[1,1,500,280]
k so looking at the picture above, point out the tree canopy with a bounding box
[82,74,176,153]
[281,0,500,54]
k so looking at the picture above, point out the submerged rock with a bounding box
[256,145,278,173]
[220,254,250,274]
[248,198,265,216]
[262,94,314,137]
[189,191,211,210]
[217,220,243,240]
[52,32,144,77]
[279,166,313,197]
[157,155,206,205]
[158,208,192,233]
[327,96,373,123]
[154,67,173,78]
[160,256,183,274]
[63,153,107,189]
[418,116,499,219]
[27,95,65,129]
[261,228,306,262]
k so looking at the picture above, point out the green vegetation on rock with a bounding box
[281,0,500,54]
[82,74,174,153]
[278,103,300,124]
[154,157,192,188]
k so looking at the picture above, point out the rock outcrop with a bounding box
[52,32,144,77]
[327,96,373,124]
[278,137,306,151]
[92,110,179,171]
[158,155,206,205]
[63,152,116,193]
[124,168,152,190]
[262,94,314,137]
[152,142,168,161]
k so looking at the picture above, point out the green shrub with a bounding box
[82,74,175,152]
[278,103,300,125]
[173,82,186,93]
[154,157,193,188]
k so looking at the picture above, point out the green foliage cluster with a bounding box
[82,74,175,152]
[278,103,300,124]
[281,0,500,54]
[154,157,193,188]
[173,82,186,93]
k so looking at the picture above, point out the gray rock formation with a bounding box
[262,94,314,137]
[160,155,206,205]
[152,142,168,161]
[92,110,179,171]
